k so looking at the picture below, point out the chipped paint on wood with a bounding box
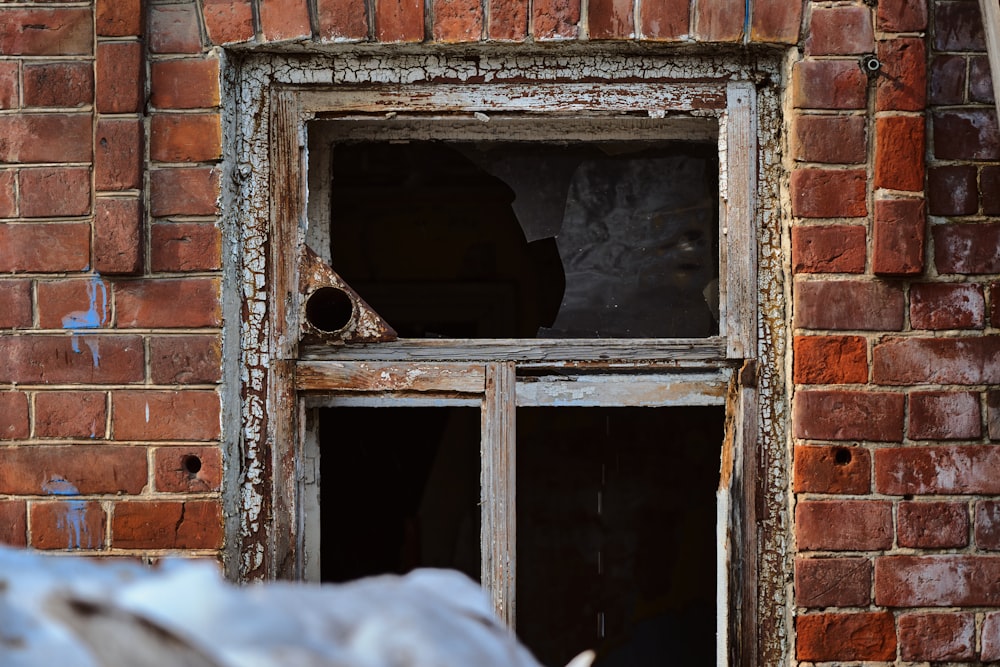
[515,371,729,406]
[295,361,487,392]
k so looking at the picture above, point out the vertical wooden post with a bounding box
[979,0,1000,120]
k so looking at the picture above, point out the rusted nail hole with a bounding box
[833,447,852,465]
[305,286,354,333]
[183,455,202,475]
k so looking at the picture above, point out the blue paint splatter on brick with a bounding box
[61,276,107,369]
[42,476,93,550]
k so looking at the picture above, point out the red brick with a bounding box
[149,3,203,53]
[692,0,743,42]
[95,198,142,275]
[911,283,984,330]
[112,390,220,441]
[806,6,873,56]
[877,0,927,32]
[0,335,144,385]
[317,0,368,41]
[793,445,871,495]
[876,446,1000,495]
[0,8,93,56]
[434,0,484,41]
[874,336,1000,385]
[203,0,255,44]
[877,38,926,112]
[153,446,222,492]
[149,167,221,217]
[898,613,974,661]
[976,501,1000,550]
[19,168,91,219]
[875,116,924,192]
[794,390,904,442]
[36,391,107,439]
[933,110,1000,161]
[96,118,143,191]
[97,0,142,36]
[0,62,18,110]
[934,223,1000,274]
[0,392,29,441]
[983,613,1000,661]
[795,557,871,608]
[934,1,985,51]
[792,115,866,165]
[150,113,222,163]
[588,0,632,39]
[928,165,978,215]
[0,279,32,328]
[36,277,111,329]
[377,0,425,42]
[116,278,220,328]
[749,0,801,44]
[532,0,579,39]
[876,555,1000,606]
[0,501,27,546]
[260,0,312,42]
[792,60,867,110]
[790,169,867,218]
[150,58,221,110]
[872,197,925,276]
[0,114,92,163]
[796,612,896,662]
[23,62,93,108]
[149,335,222,384]
[96,41,143,113]
[898,501,969,549]
[795,280,904,331]
[797,500,893,551]
[793,335,868,385]
[0,445,146,494]
[30,500,106,550]
[929,54,966,105]
[983,166,1000,215]
[990,389,1000,439]
[150,222,221,272]
[0,222,90,273]
[488,0,528,40]
[0,170,13,218]
[638,0,687,40]
[112,500,222,549]
[791,225,866,274]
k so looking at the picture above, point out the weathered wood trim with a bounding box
[295,361,487,393]
[980,0,1000,120]
[515,371,730,406]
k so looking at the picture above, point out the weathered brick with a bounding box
[983,613,1000,661]
[488,0,528,40]
[638,0,687,41]
[982,166,1000,215]
[750,0,801,44]
[790,169,867,218]
[149,3,203,53]
[876,446,1000,495]
[588,0,632,39]
[434,0,484,41]
[793,335,868,385]
[116,278,220,328]
[970,55,995,104]
[36,278,110,329]
[795,557,871,608]
[929,54,966,106]
[150,58,221,111]
[150,113,222,163]
[0,501,27,546]
[989,390,1000,440]
[898,613,974,661]
[792,115,866,165]
[692,0,743,42]
[0,114,93,163]
[876,555,1000,606]
[934,1,985,51]
[934,223,1000,274]
[149,335,222,384]
[30,500,106,550]
[112,500,222,549]
[797,500,893,551]
[150,222,221,273]
[23,62,93,108]
[0,392,29,441]
[0,279,32,328]
[928,165,978,215]
[796,612,896,662]
[153,446,222,492]
[0,8,93,56]
[975,501,1000,550]
[872,197,925,276]
[202,0,255,45]
[95,118,142,191]
[149,167,220,217]
[35,391,107,439]
[911,283,984,330]
[792,60,867,110]
[0,445,146,494]
[97,0,142,36]
[0,170,13,218]
[112,390,220,441]
[95,198,142,275]
[0,62,17,110]
[377,0,425,42]
[933,110,1000,161]
[0,222,90,273]
[898,501,969,549]
[793,445,871,495]
[0,335,144,385]
[874,336,1000,385]
[791,225,866,274]
[260,0,312,42]
[794,390,904,442]
[875,116,924,192]
[532,0,579,39]
[795,280,904,331]
[317,0,368,41]
[19,168,91,218]
[877,0,927,32]
[877,38,926,111]
[96,41,142,113]
[806,6,873,55]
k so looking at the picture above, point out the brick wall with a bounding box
[1,0,998,662]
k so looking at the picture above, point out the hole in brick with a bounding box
[834,447,852,465]
[182,455,202,475]
[903,494,914,501]
[305,286,354,333]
